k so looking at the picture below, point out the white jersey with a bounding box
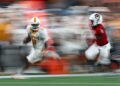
[27,25,48,49]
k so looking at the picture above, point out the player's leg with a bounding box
[96,43,111,72]
[16,48,35,74]
[85,43,99,60]
[12,48,43,79]
[85,43,100,72]
[98,43,111,65]
[12,51,33,79]
[17,57,30,74]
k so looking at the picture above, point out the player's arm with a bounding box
[23,25,32,44]
[96,34,103,40]
[23,33,31,44]
[96,25,105,40]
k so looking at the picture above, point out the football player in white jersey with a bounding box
[15,17,49,77]
[24,17,48,63]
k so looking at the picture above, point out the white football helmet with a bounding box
[30,17,40,31]
[89,13,103,26]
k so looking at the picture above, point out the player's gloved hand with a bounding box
[23,35,31,44]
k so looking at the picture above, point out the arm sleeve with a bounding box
[23,25,31,44]
[96,25,105,40]
[23,33,31,44]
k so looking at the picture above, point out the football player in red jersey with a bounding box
[85,13,111,71]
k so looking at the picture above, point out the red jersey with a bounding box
[92,24,108,46]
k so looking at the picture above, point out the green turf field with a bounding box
[0,75,120,86]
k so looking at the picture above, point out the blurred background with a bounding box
[0,0,120,75]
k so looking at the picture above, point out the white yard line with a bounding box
[0,72,120,79]
[0,82,120,85]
